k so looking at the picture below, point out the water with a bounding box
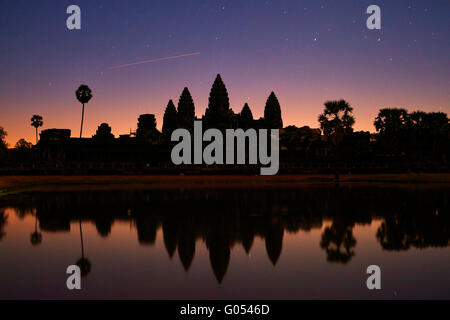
[0,184,449,299]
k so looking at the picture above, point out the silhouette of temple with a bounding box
[35,74,296,171]
[1,73,447,173]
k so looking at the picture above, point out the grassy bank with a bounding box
[0,173,449,196]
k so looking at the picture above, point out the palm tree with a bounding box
[318,100,355,180]
[318,99,355,139]
[76,216,91,277]
[0,127,7,150]
[75,85,93,138]
[30,115,43,144]
[373,108,409,155]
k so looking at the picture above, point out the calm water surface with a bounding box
[0,184,449,299]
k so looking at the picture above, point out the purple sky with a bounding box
[0,0,449,145]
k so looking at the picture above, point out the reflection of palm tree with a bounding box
[320,220,356,264]
[376,213,450,250]
[376,218,410,251]
[30,214,42,246]
[30,115,43,145]
[0,210,8,241]
[75,85,93,138]
[76,217,91,277]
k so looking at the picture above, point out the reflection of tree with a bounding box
[320,220,356,264]
[76,217,91,277]
[0,210,8,241]
[376,217,409,250]
[2,186,449,275]
[30,213,42,246]
[377,211,450,250]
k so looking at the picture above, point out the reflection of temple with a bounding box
[0,186,449,283]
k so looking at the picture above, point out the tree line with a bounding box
[0,74,448,169]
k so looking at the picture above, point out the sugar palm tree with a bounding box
[318,99,355,139]
[318,100,355,181]
[75,85,93,138]
[30,115,43,144]
[76,216,91,277]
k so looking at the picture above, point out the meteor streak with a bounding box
[108,52,200,70]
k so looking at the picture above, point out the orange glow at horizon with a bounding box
[2,77,448,147]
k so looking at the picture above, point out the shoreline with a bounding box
[0,173,449,195]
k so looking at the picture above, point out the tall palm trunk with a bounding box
[35,127,38,145]
[80,103,85,138]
